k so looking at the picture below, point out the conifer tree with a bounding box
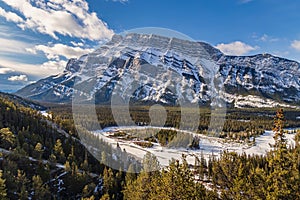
[19,184,28,200]
[65,160,71,172]
[142,152,160,173]
[32,175,50,200]
[16,170,28,200]
[273,108,286,149]
[81,150,89,171]
[123,153,160,200]
[54,139,65,162]
[0,127,16,149]
[152,156,207,200]
[0,170,7,200]
[266,109,296,199]
[101,151,108,166]
[125,164,136,184]
[33,142,43,159]
[123,169,152,200]
[100,193,110,200]
[103,167,114,198]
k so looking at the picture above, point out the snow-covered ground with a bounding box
[91,126,298,167]
[39,110,52,119]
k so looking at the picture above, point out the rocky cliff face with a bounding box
[16,33,300,108]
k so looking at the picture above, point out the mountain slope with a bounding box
[16,33,300,108]
[0,91,46,110]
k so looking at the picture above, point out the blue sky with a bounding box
[0,0,299,92]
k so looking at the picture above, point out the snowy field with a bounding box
[92,126,298,167]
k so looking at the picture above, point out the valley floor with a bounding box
[91,126,298,167]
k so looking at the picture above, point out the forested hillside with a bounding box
[0,93,128,199]
[0,93,300,199]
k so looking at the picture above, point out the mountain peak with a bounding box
[105,33,221,60]
[16,33,300,108]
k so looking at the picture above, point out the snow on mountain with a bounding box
[15,33,300,108]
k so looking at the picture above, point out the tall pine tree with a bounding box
[266,108,297,199]
[0,170,7,200]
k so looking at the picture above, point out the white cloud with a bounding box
[0,25,11,37]
[259,34,268,42]
[0,1,113,83]
[1,0,114,41]
[8,74,28,82]
[26,43,94,60]
[0,68,15,74]
[40,60,67,72]
[0,37,34,55]
[216,41,258,56]
[0,57,65,77]
[0,7,23,23]
[0,27,93,78]
[291,40,300,51]
[0,24,37,41]
[253,33,280,42]
[70,41,84,47]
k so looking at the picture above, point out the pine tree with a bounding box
[16,170,29,200]
[152,156,207,200]
[142,152,160,173]
[0,170,7,200]
[54,139,65,162]
[32,175,50,200]
[103,167,114,198]
[123,153,160,200]
[101,151,108,166]
[125,164,137,184]
[273,108,286,149]
[33,142,43,159]
[0,127,16,149]
[123,170,152,200]
[100,193,110,200]
[82,182,96,198]
[65,160,71,172]
[81,150,89,172]
[48,153,57,165]
[266,109,297,199]
[19,184,28,200]
[196,151,207,180]
[207,155,213,179]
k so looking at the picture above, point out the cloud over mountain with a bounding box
[8,74,28,82]
[216,41,258,56]
[26,43,94,60]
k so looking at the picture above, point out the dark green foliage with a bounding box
[1,93,300,199]
[124,154,210,200]
[155,129,177,146]
[0,94,127,199]
[32,175,51,199]
[0,170,7,200]
[0,128,16,149]
[133,141,153,148]
[273,108,286,148]
[50,104,300,144]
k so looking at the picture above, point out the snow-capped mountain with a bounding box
[16,33,300,108]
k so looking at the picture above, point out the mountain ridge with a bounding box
[15,33,300,108]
